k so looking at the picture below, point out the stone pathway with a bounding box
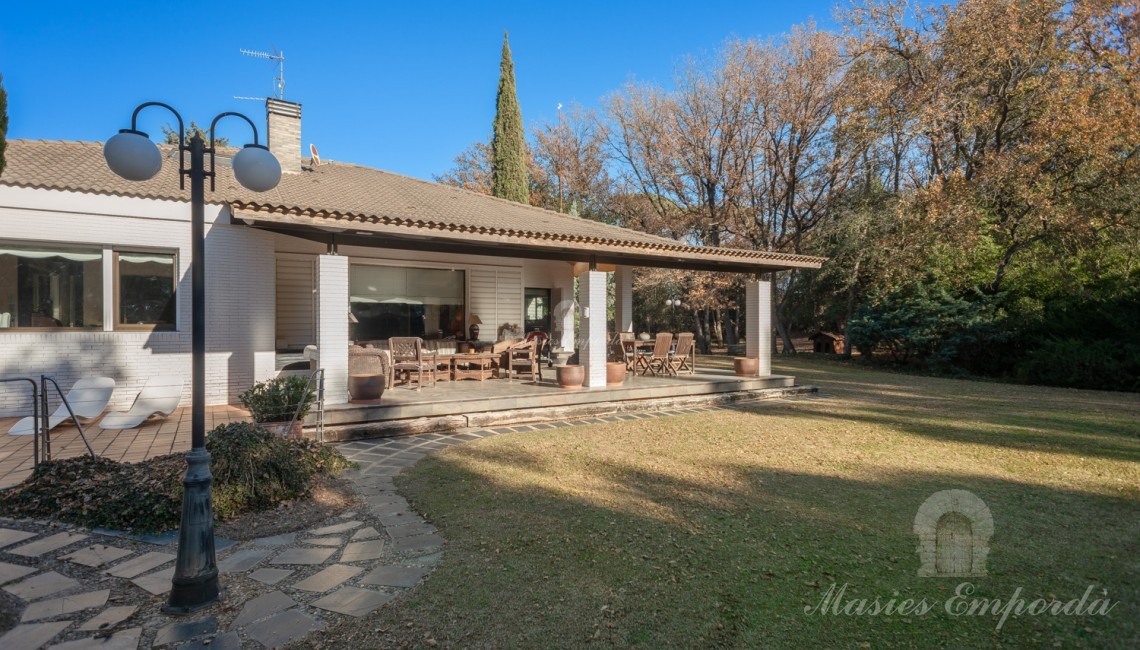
[0,399,825,648]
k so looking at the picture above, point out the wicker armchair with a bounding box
[349,345,393,387]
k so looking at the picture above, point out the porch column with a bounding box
[614,265,634,333]
[579,270,608,388]
[744,277,772,377]
[316,254,350,404]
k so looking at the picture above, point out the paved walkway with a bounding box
[0,400,822,648]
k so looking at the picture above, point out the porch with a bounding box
[0,357,814,488]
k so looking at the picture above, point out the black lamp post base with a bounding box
[163,447,220,614]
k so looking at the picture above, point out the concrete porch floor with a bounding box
[319,366,802,440]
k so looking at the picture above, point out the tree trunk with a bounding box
[699,309,712,354]
[775,314,795,355]
[723,308,738,345]
[842,259,861,357]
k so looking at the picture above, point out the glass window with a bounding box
[117,252,176,329]
[350,266,465,342]
[525,288,551,334]
[0,245,103,329]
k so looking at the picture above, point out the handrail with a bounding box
[41,376,96,458]
[286,368,324,442]
[0,377,40,469]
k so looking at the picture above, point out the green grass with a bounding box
[309,356,1139,649]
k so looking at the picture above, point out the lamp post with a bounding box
[665,298,678,332]
[104,102,281,613]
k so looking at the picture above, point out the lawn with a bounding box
[304,356,1139,649]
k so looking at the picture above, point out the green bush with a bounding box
[846,283,1008,371]
[0,422,351,533]
[239,375,315,423]
[1015,339,1140,392]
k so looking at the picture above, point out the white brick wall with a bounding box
[315,254,349,405]
[0,187,276,417]
[579,270,608,388]
[745,278,773,376]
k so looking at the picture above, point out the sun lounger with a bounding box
[97,376,184,430]
[8,376,116,436]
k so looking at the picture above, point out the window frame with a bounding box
[0,241,106,332]
[112,249,179,332]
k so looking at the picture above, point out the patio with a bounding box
[0,359,809,489]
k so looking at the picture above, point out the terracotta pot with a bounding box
[348,373,385,402]
[733,357,759,377]
[556,364,585,389]
[606,362,627,385]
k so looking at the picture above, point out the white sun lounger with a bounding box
[97,376,184,430]
[8,377,117,436]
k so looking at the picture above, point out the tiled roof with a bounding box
[1,140,825,270]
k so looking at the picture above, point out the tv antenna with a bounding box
[239,48,285,99]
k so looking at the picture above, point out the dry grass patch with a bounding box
[304,356,1139,649]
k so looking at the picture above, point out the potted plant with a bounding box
[606,338,628,385]
[239,375,316,439]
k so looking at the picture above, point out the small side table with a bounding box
[452,353,497,381]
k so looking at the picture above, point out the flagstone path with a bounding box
[0,404,798,648]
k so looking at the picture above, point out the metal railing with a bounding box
[0,375,96,473]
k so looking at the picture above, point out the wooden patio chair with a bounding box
[667,332,696,375]
[617,332,637,371]
[640,332,674,376]
[506,339,542,383]
[388,337,437,390]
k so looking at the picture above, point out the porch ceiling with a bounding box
[233,209,825,274]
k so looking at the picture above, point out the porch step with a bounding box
[313,384,818,442]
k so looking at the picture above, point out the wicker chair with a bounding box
[348,345,393,400]
[388,337,438,390]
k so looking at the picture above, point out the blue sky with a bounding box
[1,1,839,181]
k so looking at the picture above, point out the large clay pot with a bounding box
[556,364,585,389]
[733,357,759,377]
[349,373,385,402]
[606,362,627,386]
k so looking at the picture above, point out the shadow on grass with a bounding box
[340,437,1139,650]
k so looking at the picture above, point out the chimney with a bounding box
[266,98,302,172]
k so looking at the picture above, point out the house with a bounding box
[0,99,825,418]
[808,331,845,354]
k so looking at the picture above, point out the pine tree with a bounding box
[0,75,8,177]
[491,32,528,203]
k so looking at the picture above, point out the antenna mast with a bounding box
[239,48,286,99]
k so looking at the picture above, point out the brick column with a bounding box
[579,270,608,388]
[744,277,772,377]
[614,265,634,333]
[316,254,349,404]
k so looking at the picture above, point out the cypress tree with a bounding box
[491,32,528,203]
[0,75,8,177]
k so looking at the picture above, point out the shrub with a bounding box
[239,375,315,423]
[0,422,351,533]
[847,283,1008,370]
[207,422,352,517]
